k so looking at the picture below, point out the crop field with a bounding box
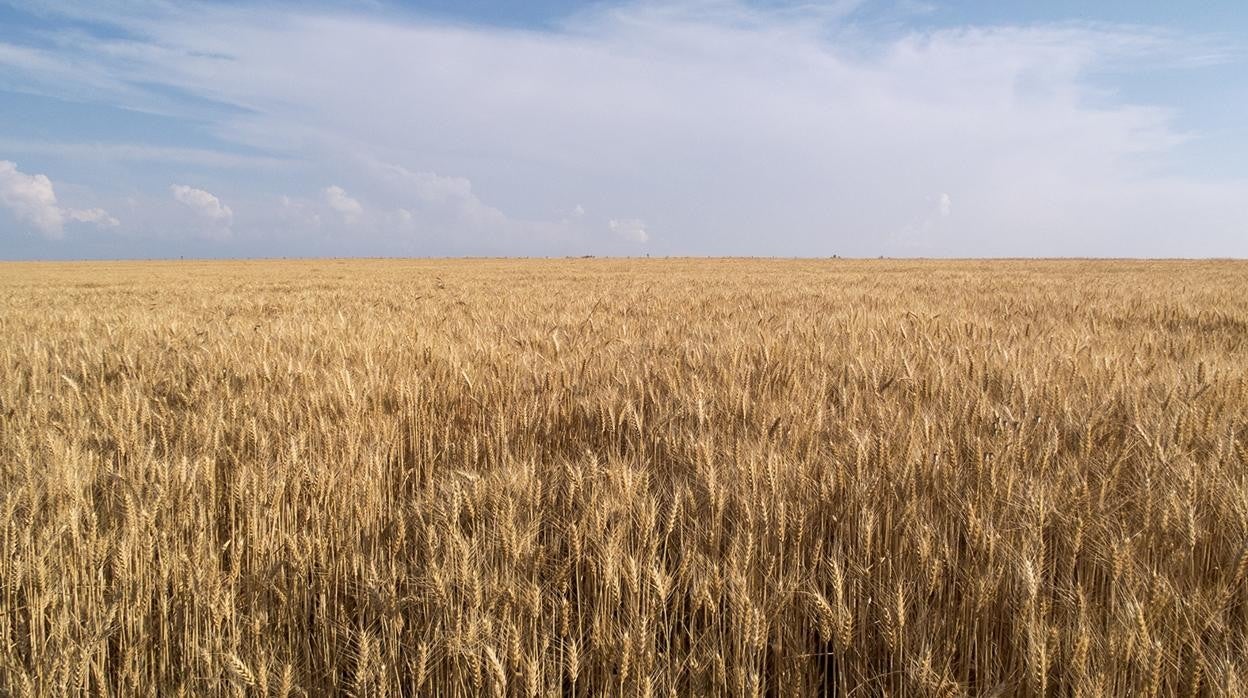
[2,258,1247,696]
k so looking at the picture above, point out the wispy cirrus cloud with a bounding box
[0,138,290,169]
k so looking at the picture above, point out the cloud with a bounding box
[323,185,363,218]
[356,160,585,253]
[280,194,322,227]
[67,207,119,227]
[171,184,232,222]
[609,218,650,243]
[0,139,290,169]
[370,163,506,226]
[893,193,957,250]
[0,160,117,238]
[0,3,1246,256]
[0,160,62,236]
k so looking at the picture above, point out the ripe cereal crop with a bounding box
[2,258,1247,695]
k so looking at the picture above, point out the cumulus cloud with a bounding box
[0,160,117,238]
[893,193,958,249]
[369,163,506,225]
[359,160,582,252]
[171,184,232,222]
[405,173,471,206]
[609,218,650,243]
[323,185,363,218]
[67,207,119,227]
[279,194,322,227]
[0,160,62,236]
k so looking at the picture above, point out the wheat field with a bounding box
[2,258,1247,696]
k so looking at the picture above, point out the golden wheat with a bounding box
[1,258,1247,695]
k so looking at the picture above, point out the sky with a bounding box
[0,0,1246,258]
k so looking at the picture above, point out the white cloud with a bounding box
[609,218,650,243]
[67,207,119,227]
[1,4,1246,256]
[893,193,957,249]
[360,160,582,252]
[278,194,322,228]
[323,185,363,218]
[371,163,500,223]
[0,160,117,238]
[0,139,289,169]
[171,184,232,222]
[0,160,62,236]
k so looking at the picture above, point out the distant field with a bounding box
[2,259,1247,696]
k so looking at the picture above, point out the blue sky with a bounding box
[1,0,1246,258]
